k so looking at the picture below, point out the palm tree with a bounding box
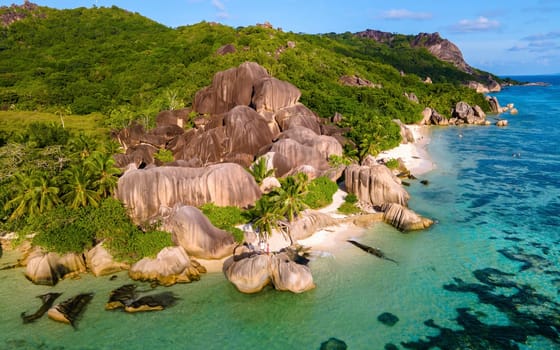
[68,133,98,160]
[85,151,122,198]
[272,173,310,222]
[250,196,284,241]
[3,171,60,221]
[247,157,275,185]
[61,164,100,209]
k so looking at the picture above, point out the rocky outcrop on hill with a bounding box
[194,62,269,115]
[129,246,206,286]
[1,1,43,27]
[411,32,473,74]
[356,30,473,74]
[116,163,261,223]
[115,62,346,177]
[161,205,236,259]
[355,29,501,89]
[339,75,382,88]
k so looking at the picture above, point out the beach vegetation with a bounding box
[247,157,275,185]
[0,4,501,259]
[303,176,339,209]
[28,198,173,260]
[385,158,400,169]
[271,173,310,222]
[153,149,175,163]
[200,203,247,243]
[338,193,361,215]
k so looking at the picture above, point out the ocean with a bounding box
[1,75,559,349]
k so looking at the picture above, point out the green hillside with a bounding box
[1,4,490,136]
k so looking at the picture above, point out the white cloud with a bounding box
[380,9,432,20]
[449,16,500,33]
[211,0,229,19]
[523,31,560,41]
[211,0,225,11]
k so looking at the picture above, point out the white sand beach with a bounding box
[200,125,434,272]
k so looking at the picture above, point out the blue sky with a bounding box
[3,1,560,76]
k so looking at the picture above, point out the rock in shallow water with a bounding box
[378,312,399,326]
[319,337,347,350]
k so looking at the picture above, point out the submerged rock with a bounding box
[21,292,62,324]
[319,337,348,350]
[124,292,179,313]
[47,293,94,327]
[377,312,399,326]
[106,284,180,313]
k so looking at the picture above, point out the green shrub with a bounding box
[128,229,174,259]
[338,202,361,215]
[30,198,174,261]
[345,193,358,204]
[302,176,339,209]
[385,158,400,169]
[200,203,248,243]
[337,192,360,215]
[25,122,70,147]
[31,206,96,254]
[154,148,174,163]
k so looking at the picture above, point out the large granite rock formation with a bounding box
[116,163,261,223]
[289,210,339,241]
[450,101,488,125]
[278,126,343,160]
[129,246,206,286]
[85,243,128,277]
[269,252,315,293]
[161,205,236,259]
[419,107,449,126]
[380,203,433,231]
[115,62,346,178]
[194,61,269,115]
[356,30,473,74]
[222,251,272,293]
[23,248,86,286]
[345,164,410,207]
[223,245,315,294]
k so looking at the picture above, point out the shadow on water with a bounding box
[400,257,560,349]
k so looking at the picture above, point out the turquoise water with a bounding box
[1,76,559,349]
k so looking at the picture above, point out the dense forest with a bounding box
[0,2,496,257]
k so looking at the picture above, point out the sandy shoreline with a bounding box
[201,124,435,273]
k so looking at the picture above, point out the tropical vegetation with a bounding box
[0,2,500,256]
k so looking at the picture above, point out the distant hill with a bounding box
[0,2,493,143]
